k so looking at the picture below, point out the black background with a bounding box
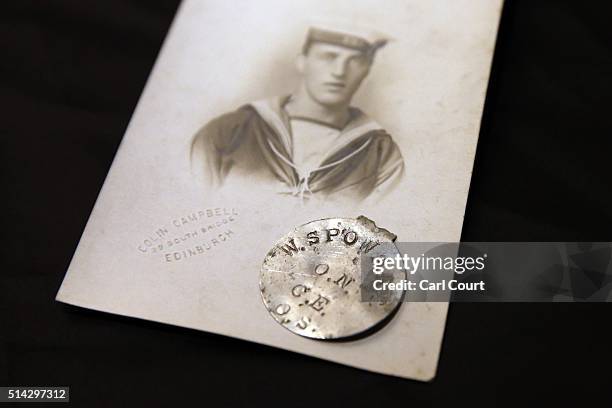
[2,1,612,406]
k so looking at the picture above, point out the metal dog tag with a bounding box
[260,216,404,340]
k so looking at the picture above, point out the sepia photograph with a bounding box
[5,0,612,405]
[190,23,404,202]
[51,0,504,382]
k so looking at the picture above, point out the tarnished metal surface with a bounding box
[260,216,405,340]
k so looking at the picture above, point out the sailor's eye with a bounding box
[349,55,368,66]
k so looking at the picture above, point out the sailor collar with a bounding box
[249,96,384,169]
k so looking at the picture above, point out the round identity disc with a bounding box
[259,216,405,340]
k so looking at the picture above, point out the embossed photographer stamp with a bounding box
[260,216,405,340]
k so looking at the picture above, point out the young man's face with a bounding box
[297,42,372,108]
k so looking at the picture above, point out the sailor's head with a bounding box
[296,24,388,109]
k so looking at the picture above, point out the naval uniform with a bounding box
[190,96,404,202]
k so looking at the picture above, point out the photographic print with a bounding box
[190,22,404,202]
[56,0,503,380]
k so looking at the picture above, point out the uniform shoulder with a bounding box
[200,104,257,133]
[192,104,258,152]
[366,129,404,164]
[367,128,398,147]
[347,108,395,145]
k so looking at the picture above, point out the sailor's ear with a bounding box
[295,54,306,74]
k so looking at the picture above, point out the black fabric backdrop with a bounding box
[1,1,611,406]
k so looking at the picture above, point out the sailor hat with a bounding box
[302,21,390,56]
